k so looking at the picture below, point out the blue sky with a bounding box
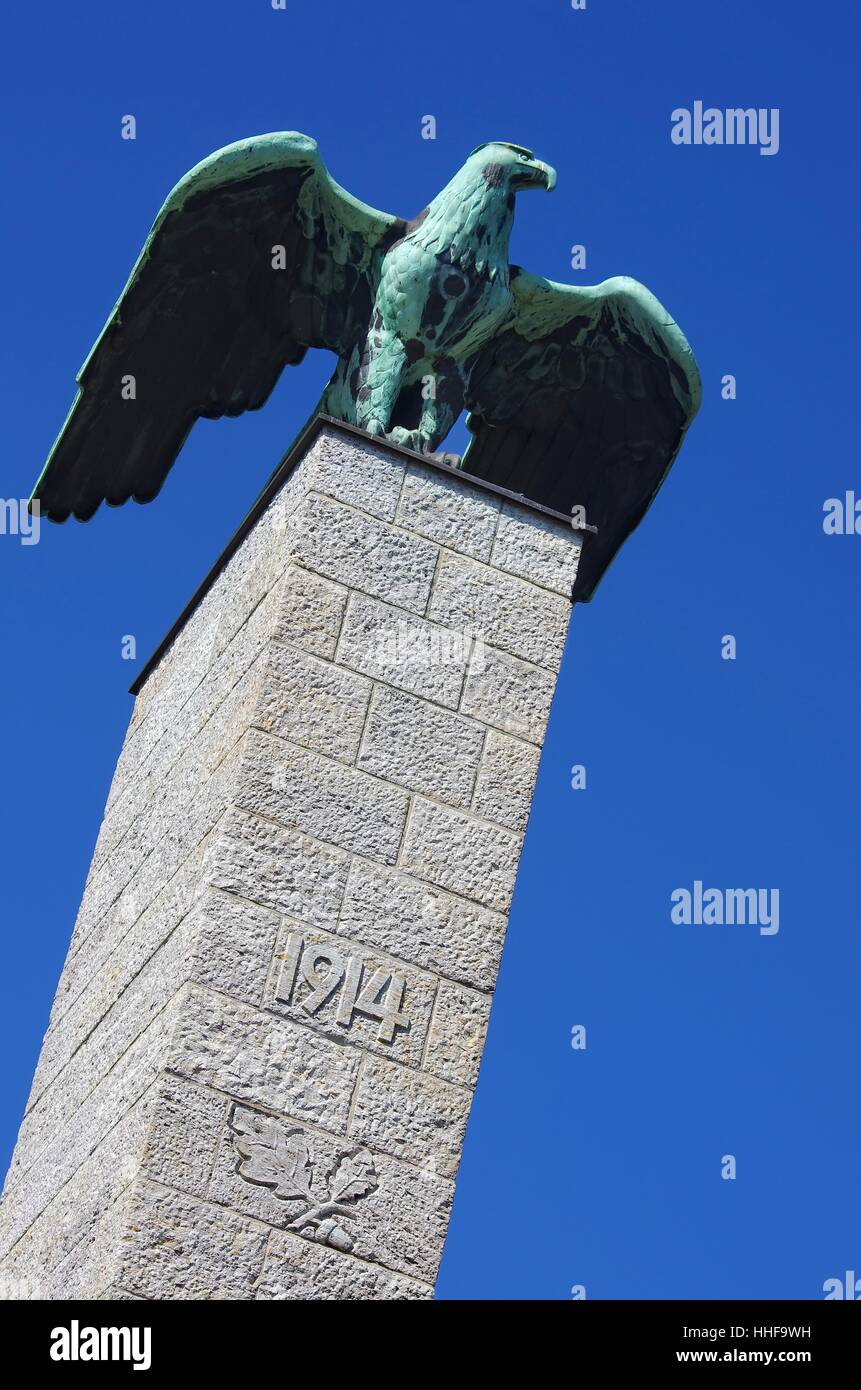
[1,0,858,1299]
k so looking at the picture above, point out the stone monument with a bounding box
[1,131,700,1299]
[1,419,584,1298]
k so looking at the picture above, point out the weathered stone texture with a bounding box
[461,644,556,743]
[425,981,493,1089]
[257,1231,434,1301]
[0,423,580,1301]
[336,591,468,707]
[357,684,484,808]
[395,462,501,560]
[210,807,350,926]
[399,797,521,913]
[237,728,410,863]
[339,858,507,990]
[491,501,583,594]
[428,549,570,669]
[288,491,439,614]
[350,1057,472,1178]
[471,729,542,832]
[115,1181,270,1301]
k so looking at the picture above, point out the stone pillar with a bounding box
[0,419,582,1301]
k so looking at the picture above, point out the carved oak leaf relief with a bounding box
[327,1150,377,1205]
[230,1109,378,1254]
[233,1118,314,1201]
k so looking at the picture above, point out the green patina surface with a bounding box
[32,131,701,599]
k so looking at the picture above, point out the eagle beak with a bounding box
[537,161,556,191]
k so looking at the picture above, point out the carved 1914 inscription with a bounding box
[275,931,410,1043]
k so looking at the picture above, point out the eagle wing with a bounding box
[32,132,404,521]
[461,271,701,599]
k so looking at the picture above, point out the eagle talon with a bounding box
[387,426,422,451]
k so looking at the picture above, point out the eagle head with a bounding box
[466,141,557,193]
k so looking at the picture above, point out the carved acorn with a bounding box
[315,1218,354,1253]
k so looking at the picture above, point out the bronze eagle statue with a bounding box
[31,132,701,599]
